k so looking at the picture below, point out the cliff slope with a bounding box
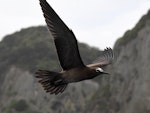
[87,10,150,113]
[0,26,100,113]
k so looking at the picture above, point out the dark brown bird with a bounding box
[35,0,114,95]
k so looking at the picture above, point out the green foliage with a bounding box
[3,99,40,113]
[0,26,101,74]
[84,83,111,112]
[10,99,29,112]
[79,43,102,65]
[115,9,150,47]
[21,110,40,113]
[3,99,28,113]
[0,26,101,113]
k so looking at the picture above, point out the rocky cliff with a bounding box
[0,26,100,113]
[1,9,150,113]
[87,10,150,113]
[1,67,99,113]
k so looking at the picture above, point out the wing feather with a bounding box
[39,0,85,70]
[87,47,114,67]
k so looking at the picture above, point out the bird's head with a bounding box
[95,67,110,75]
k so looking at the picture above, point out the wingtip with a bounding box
[104,47,114,60]
[105,47,112,51]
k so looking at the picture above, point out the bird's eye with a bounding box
[96,68,104,72]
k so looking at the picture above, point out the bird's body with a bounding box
[62,67,98,83]
[35,0,114,95]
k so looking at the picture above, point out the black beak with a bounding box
[102,71,110,75]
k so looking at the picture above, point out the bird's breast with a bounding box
[62,67,96,83]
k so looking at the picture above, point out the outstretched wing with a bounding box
[87,47,114,67]
[39,0,85,70]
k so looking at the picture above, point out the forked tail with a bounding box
[35,70,68,95]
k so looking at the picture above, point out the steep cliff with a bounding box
[0,26,100,113]
[1,9,150,113]
[1,67,99,113]
[87,10,150,113]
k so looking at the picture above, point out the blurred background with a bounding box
[0,0,150,113]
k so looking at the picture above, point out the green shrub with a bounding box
[115,9,150,47]
[10,99,29,112]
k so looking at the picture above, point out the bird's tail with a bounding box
[35,70,67,95]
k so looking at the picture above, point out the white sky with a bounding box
[0,0,150,49]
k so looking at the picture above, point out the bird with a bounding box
[35,0,114,95]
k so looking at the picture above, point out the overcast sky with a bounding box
[0,0,150,49]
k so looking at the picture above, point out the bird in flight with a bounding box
[35,0,114,95]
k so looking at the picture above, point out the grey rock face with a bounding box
[87,11,150,113]
[110,21,150,113]
[1,11,150,113]
[0,66,99,113]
